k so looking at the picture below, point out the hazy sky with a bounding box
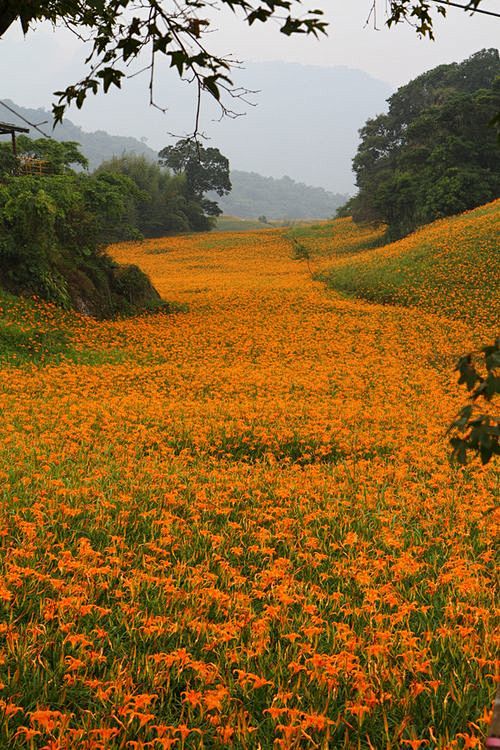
[0,2,498,190]
[209,1,499,84]
[1,2,498,104]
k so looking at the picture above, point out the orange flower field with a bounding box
[0,211,498,748]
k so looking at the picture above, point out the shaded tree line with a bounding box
[212,171,347,220]
[0,136,230,315]
[344,49,500,239]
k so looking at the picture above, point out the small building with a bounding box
[0,121,50,175]
[0,120,29,155]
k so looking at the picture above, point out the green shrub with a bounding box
[0,174,162,318]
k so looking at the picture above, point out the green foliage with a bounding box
[0,137,219,317]
[159,140,231,217]
[0,135,88,178]
[350,49,500,239]
[81,170,143,243]
[335,197,356,219]
[448,339,499,466]
[16,135,89,172]
[385,0,484,39]
[112,263,163,312]
[97,153,215,234]
[0,144,18,177]
[0,169,163,318]
[0,176,71,306]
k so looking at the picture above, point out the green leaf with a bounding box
[170,51,186,75]
[203,76,221,101]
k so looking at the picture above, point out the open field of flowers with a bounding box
[0,211,498,748]
[318,200,500,331]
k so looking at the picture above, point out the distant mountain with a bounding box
[1,60,391,193]
[73,61,391,194]
[0,100,157,170]
[214,171,348,220]
[192,62,391,195]
[1,100,349,219]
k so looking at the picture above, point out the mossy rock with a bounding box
[66,259,165,319]
[111,263,163,312]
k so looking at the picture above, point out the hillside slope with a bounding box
[315,200,499,330]
[0,100,158,170]
[213,171,348,220]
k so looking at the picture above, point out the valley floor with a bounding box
[0,226,497,748]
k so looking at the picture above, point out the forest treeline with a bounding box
[210,171,347,220]
[0,48,498,317]
[0,138,225,315]
[341,49,500,239]
[2,100,347,220]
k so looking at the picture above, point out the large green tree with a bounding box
[0,138,162,314]
[159,140,231,216]
[0,136,88,177]
[97,152,215,233]
[349,49,500,238]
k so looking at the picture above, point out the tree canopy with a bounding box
[0,136,225,315]
[0,136,89,177]
[97,152,218,233]
[159,140,231,217]
[0,137,164,315]
[0,1,490,126]
[348,49,500,239]
[383,0,485,37]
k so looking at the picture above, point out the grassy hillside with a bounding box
[288,216,386,258]
[316,200,499,329]
[214,215,272,232]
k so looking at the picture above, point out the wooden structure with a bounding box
[0,121,50,175]
[0,120,29,155]
[18,156,50,176]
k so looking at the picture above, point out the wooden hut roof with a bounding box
[0,121,29,135]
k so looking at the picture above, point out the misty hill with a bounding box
[2,61,391,193]
[0,99,157,170]
[75,61,392,194]
[214,171,347,220]
[1,100,348,219]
